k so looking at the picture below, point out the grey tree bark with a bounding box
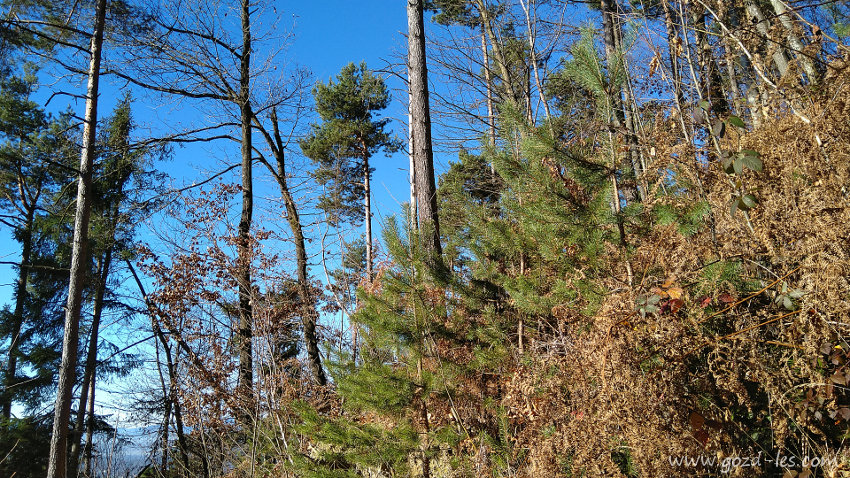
[407,2,437,477]
[361,139,374,282]
[47,0,107,475]
[746,0,790,77]
[600,0,643,202]
[480,25,497,148]
[519,0,553,135]
[408,0,442,263]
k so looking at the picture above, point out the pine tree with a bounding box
[0,73,78,478]
[301,62,400,281]
[290,221,445,477]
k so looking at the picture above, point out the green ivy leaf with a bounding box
[728,115,746,129]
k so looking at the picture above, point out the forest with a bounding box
[1,0,849,476]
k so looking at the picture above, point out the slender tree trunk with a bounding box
[263,110,327,385]
[69,247,111,476]
[164,343,190,472]
[600,0,642,202]
[475,0,519,108]
[47,0,106,475]
[153,332,190,474]
[480,25,497,148]
[154,334,171,473]
[408,0,442,261]
[408,89,418,224]
[236,0,254,410]
[2,205,33,418]
[520,0,553,134]
[82,372,96,477]
[723,29,742,113]
[160,385,170,472]
[662,0,685,114]
[600,0,621,123]
[416,356,431,478]
[363,150,373,281]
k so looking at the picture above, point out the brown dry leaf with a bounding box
[694,430,710,447]
[689,411,705,430]
[667,287,684,300]
[648,55,659,78]
[669,298,684,313]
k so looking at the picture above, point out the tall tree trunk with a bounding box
[408,1,438,474]
[236,0,254,411]
[1,204,34,418]
[157,343,171,473]
[416,356,431,478]
[480,25,497,148]
[47,0,106,475]
[600,0,642,202]
[263,109,327,385]
[127,259,191,471]
[408,89,418,222]
[161,339,190,473]
[722,25,742,113]
[363,150,373,281]
[408,0,442,262]
[662,0,685,115]
[69,248,111,477]
[600,0,621,124]
[520,0,554,135]
[523,57,533,125]
[171,356,190,475]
